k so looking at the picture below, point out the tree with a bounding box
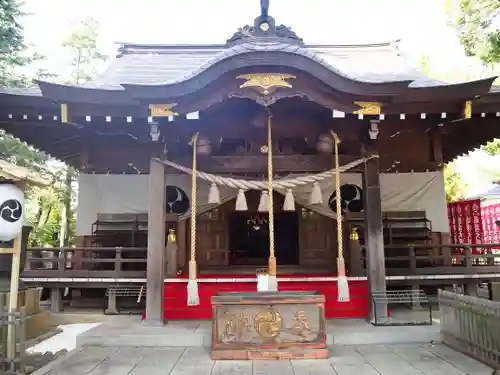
[56,17,107,246]
[0,12,107,246]
[482,139,500,155]
[62,17,107,84]
[0,0,31,86]
[447,0,500,63]
[444,164,468,202]
[0,131,68,245]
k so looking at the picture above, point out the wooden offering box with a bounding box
[211,291,327,360]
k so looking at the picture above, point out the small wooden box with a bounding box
[211,291,328,360]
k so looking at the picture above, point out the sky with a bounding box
[20,0,467,67]
[17,0,500,195]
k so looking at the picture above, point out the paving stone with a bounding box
[32,344,494,375]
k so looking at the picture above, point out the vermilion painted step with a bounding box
[142,278,370,320]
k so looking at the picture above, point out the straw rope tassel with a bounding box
[332,131,350,302]
[267,113,277,282]
[187,133,200,306]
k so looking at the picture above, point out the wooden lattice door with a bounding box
[195,208,229,267]
[298,209,336,270]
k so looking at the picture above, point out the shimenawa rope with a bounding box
[187,133,200,306]
[158,157,375,190]
[267,113,276,278]
[332,131,350,302]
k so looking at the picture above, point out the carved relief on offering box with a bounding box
[219,310,251,343]
[216,305,320,344]
[211,292,327,359]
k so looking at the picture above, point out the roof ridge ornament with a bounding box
[261,0,269,18]
[225,0,304,47]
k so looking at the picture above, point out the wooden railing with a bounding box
[439,289,500,369]
[357,244,500,276]
[21,243,500,280]
[22,247,148,279]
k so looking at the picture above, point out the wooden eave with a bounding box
[391,77,497,102]
[0,159,51,188]
[441,116,500,163]
[35,80,137,105]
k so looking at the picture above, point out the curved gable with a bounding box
[122,41,414,99]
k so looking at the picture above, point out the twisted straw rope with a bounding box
[158,156,376,190]
[267,114,275,263]
[333,132,344,261]
[190,133,198,270]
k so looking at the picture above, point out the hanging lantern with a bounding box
[316,133,334,153]
[196,135,212,155]
[0,182,24,242]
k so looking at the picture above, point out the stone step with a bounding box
[76,321,441,348]
[211,348,329,360]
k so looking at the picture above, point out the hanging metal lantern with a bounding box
[196,135,212,155]
[0,182,24,241]
[316,133,334,153]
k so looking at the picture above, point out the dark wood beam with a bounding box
[362,141,388,320]
[173,154,363,174]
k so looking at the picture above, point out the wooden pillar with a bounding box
[362,146,388,320]
[429,129,444,166]
[50,288,62,313]
[177,219,187,270]
[144,158,166,326]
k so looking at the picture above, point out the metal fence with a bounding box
[439,289,500,369]
[372,289,433,326]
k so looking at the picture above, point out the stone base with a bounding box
[26,311,51,340]
[211,348,329,360]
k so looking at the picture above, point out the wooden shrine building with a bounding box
[2,1,500,322]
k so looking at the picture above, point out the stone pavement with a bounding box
[33,343,493,375]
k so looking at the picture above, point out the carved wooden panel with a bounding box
[211,291,327,360]
[298,210,335,269]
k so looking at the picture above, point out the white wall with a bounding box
[76,171,449,235]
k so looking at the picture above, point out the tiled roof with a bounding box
[0,41,494,97]
[89,41,446,89]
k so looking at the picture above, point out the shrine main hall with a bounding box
[2,1,500,323]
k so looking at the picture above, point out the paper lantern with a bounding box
[0,183,24,241]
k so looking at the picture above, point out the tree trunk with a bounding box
[60,167,73,247]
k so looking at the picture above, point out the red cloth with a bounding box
[480,202,500,251]
[447,200,484,254]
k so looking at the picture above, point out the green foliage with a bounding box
[447,0,500,63]
[444,164,468,202]
[0,0,30,86]
[62,16,107,84]
[481,139,500,156]
[1,12,107,246]
[0,131,71,246]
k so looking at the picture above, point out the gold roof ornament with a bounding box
[149,104,179,117]
[353,102,382,115]
[60,103,69,123]
[237,73,296,95]
[463,100,472,119]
